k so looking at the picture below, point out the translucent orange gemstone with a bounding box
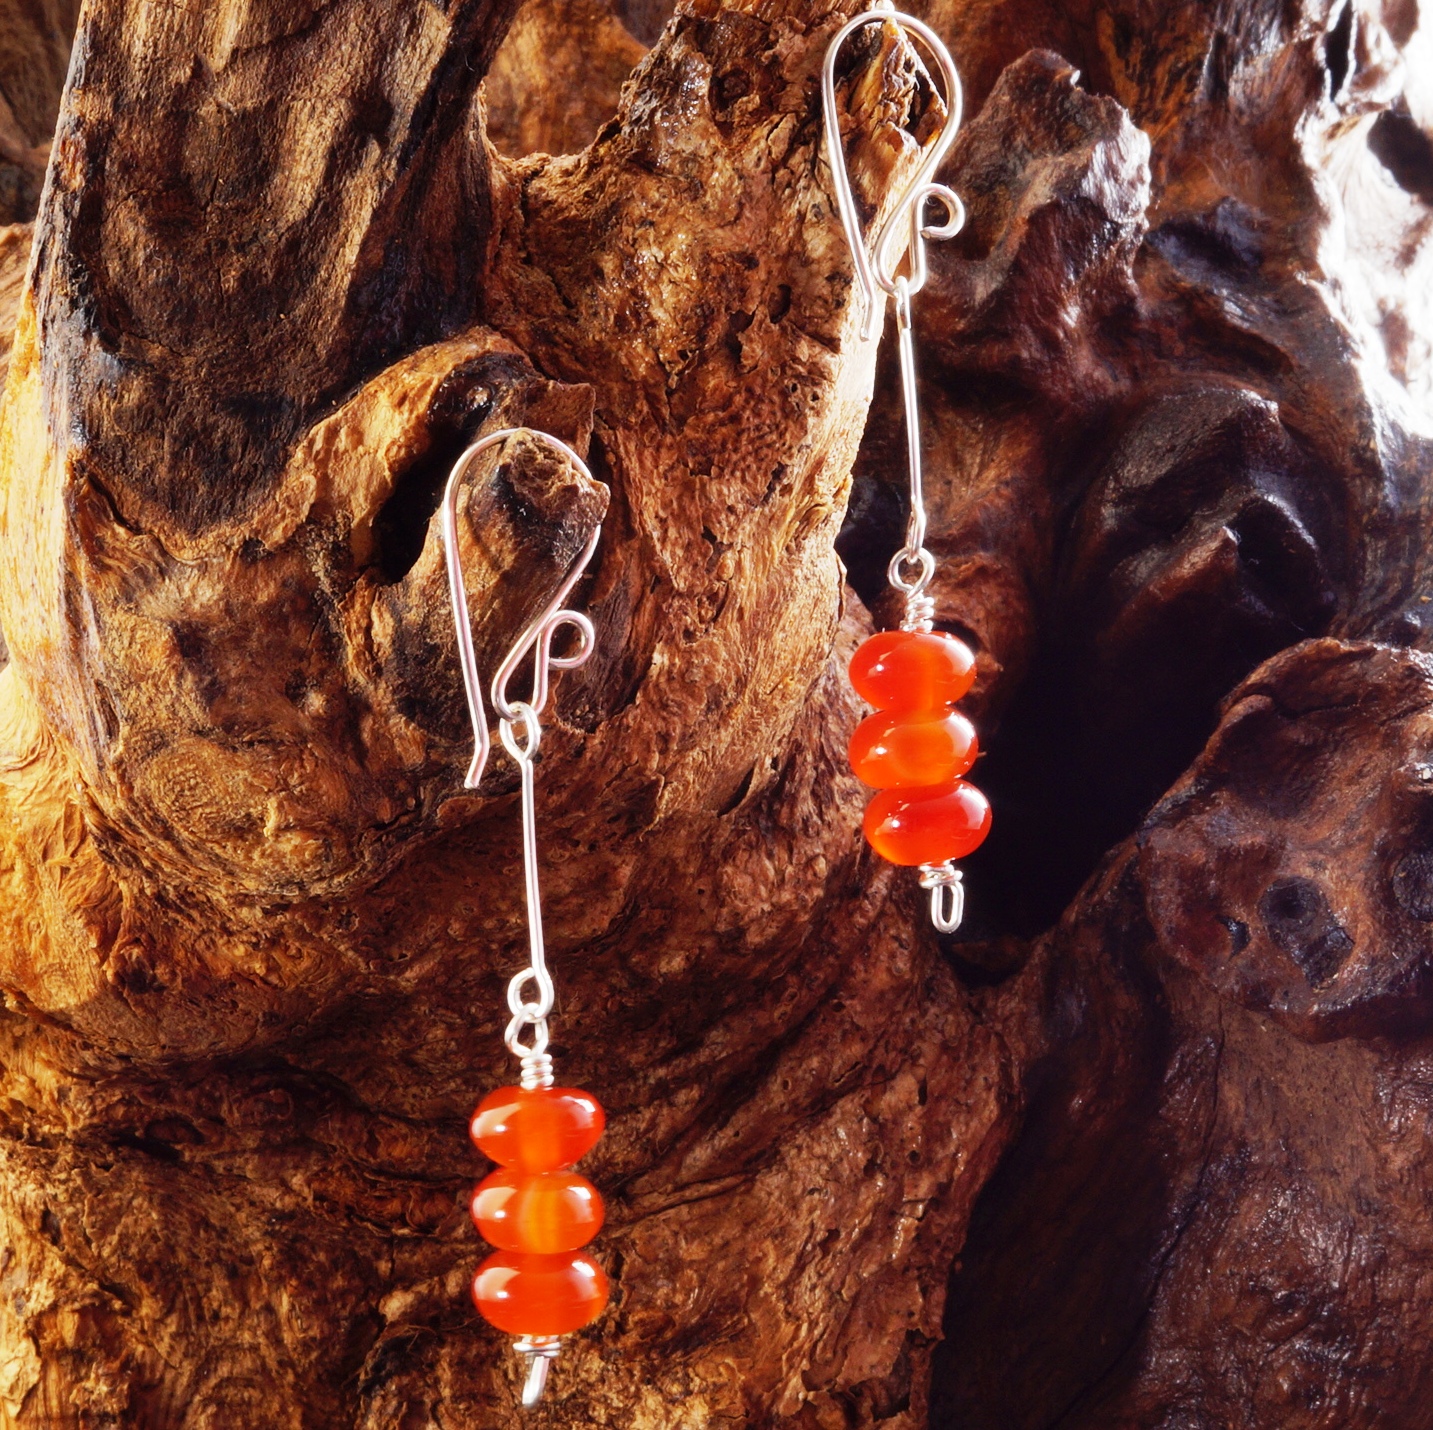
[470,1086,605,1172]
[849,709,977,789]
[471,1250,610,1336]
[863,781,992,866]
[471,1170,605,1254]
[849,630,977,711]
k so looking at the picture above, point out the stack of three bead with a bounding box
[469,1085,609,1336]
[848,629,991,865]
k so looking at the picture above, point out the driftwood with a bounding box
[0,0,1428,1425]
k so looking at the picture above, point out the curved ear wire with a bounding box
[440,427,603,789]
[821,6,966,341]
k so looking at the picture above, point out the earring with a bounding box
[823,9,990,934]
[441,428,608,1407]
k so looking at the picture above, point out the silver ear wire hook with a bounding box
[821,7,965,342]
[441,427,602,789]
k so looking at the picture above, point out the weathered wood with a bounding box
[0,0,1428,1425]
[484,0,644,158]
[0,0,73,225]
[0,221,28,396]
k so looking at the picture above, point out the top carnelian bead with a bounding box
[849,630,977,712]
[470,1087,605,1172]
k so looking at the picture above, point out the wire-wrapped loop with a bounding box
[504,1009,550,1061]
[506,965,555,1026]
[919,862,965,933]
[498,705,542,765]
[888,546,936,596]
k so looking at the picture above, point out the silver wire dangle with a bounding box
[823,8,973,934]
[441,426,603,1407]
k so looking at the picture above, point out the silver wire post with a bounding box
[824,11,972,935]
[516,1336,561,1407]
[441,427,604,1406]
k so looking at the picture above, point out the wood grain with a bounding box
[0,0,1427,1425]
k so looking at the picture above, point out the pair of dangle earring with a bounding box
[439,10,983,1405]
[441,428,610,1407]
[824,7,992,931]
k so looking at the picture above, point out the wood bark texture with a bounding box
[0,0,1428,1427]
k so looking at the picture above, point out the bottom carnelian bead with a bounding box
[471,1169,604,1253]
[863,781,992,866]
[471,1250,610,1336]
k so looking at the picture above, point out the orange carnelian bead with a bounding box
[849,630,977,712]
[470,1087,604,1172]
[471,1170,605,1254]
[471,1250,610,1336]
[863,781,992,866]
[849,709,977,790]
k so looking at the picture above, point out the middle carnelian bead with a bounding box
[849,709,977,789]
[470,1086,604,1172]
[471,1169,605,1254]
[849,630,976,711]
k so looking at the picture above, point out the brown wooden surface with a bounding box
[0,0,1428,1425]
